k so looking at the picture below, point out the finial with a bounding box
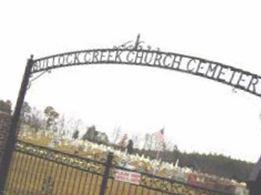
[30,54,34,60]
[134,34,141,50]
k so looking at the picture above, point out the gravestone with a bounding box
[0,111,11,164]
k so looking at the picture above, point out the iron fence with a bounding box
[3,141,233,195]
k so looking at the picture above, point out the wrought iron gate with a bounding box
[0,36,260,194]
[3,141,232,195]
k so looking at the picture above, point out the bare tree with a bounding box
[0,99,12,114]
[29,107,44,132]
[131,134,140,149]
[164,138,174,151]
[82,125,97,141]
[20,101,31,124]
[143,133,153,150]
[44,106,59,131]
[56,115,66,137]
[112,126,121,144]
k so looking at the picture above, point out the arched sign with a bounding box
[32,47,261,97]
[0,36,260,194]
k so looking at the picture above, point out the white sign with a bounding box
[115,169,141,185]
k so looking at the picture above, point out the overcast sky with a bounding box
[1,0,261,163]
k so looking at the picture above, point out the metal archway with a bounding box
[32,50,261,97]
[0,36,260,194]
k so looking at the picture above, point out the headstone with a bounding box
[0,111,11,164]
[48,133,59,148]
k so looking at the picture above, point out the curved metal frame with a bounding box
[32,48,261,98]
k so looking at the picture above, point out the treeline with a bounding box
[0,99,109,144]
[0,99,254,182]
[131,148,254,182]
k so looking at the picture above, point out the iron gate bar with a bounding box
[20,154,32,193]
[80,170,89,194]
[108,179,115,194]
[75,169,84,195]
[60,163,69,195]
[0,55,34,194]
[53,164,64,195]
[30,157,41,193]
[70,166,78,194]
[35,158,46,192]
[99,152,113,195]
[10,153,25,193]
[64,168,72,195]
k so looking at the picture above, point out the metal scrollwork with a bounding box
[139,174,220,195]
[16,141,105,175]
[113,34,160,51]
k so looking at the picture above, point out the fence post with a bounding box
[100,152,113,195]
[0,56,34,194]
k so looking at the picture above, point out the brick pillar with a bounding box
[0,111,11,164]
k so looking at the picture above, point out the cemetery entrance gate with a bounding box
[0,36,261,194]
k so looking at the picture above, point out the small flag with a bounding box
[152,128,164,143]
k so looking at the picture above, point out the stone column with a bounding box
[0,111,11,164]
